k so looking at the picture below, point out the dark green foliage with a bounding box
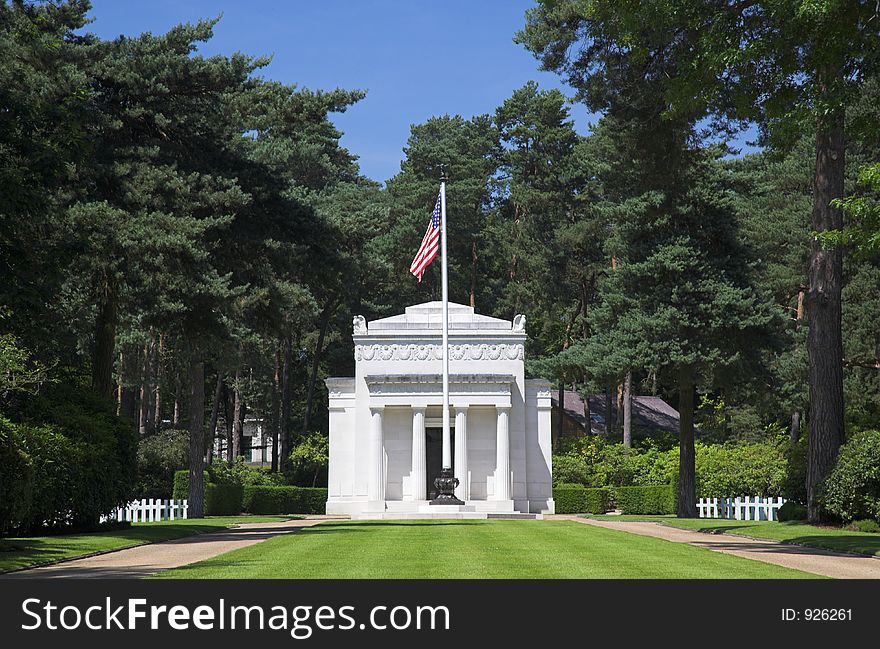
[209,458,285,488]
[552,485,611,514]
[0,389,137,533]
[0,418,33,533]
[615,486,677,515]
[1,384,137,533]
[242,485,327,515]
[820,430,880,523]
[777,501,808,522]
[204,483,244,516]
[137,429,189,498]
[285,432,328,487]
[554,436,803,499]
[847,519,880,534]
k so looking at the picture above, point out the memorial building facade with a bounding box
[325,302,554,518]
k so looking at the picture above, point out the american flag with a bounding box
[409,192,441,282]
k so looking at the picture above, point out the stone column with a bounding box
[368,406,385,504]
[495,406,510,501]
[454,406,468,501]
[411,407,426,500]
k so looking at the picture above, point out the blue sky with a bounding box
[85,1,757,184]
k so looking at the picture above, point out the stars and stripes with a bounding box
[409,192,442,282]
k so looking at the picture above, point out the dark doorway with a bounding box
[425,427,454,500]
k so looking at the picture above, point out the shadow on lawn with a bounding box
[682,525,880,557]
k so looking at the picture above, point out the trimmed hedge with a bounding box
[242,485,327,515]
[206,483,244,516]
[173,470,242,516]
[615,485,677,515]
[777,501,807,522]
[552,485,612,514]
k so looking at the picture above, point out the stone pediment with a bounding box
[356,302,524,338]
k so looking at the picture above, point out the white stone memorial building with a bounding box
[325,302,554,519]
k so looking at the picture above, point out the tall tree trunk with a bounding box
[616,383,624,433]
[223,383,233,463]
[470,239,478,308]
[622,371,633,448]
[116,352,124,416]
[145,332,157,432]
[207,372,223,466]
[153,333,164,429]
[232,370,243,460]
[172,371,181,428]
[271,348,281,472]
[790,411,802,443]
[806,80,845,523]
[303,304,334,435]
[677,365,697,517]
[138,339,151,436]
[789,290,806,443]
[280,335,292,472]
[187,358,206,518]
[121,386,137,422]
[91,272,117,400]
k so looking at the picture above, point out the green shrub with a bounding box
[615,485,677,515]
[7,383,138,532]
[551,454,594,486]
[695,440,789,497]
[286,432,329,487]
[847,519,880,534]
[777,501,807,522]
[242,485,327,514]
[209,457,285,488]
[781,438,808,503]
[821,430,880,523]
[553,485,611,514]
[205,483,244,515]
[137,429,189,498]
[173,470,242,515]
[0,418,34,533]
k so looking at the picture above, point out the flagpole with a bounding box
[430,166,462,505]
[440,171,451,472]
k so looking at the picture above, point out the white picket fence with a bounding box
[697,496,786,521]
[101,498,189,523]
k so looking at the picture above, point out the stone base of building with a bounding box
[327,498,554,517]
[351,511,543,520]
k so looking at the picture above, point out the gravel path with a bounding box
[555,516,880,579]
[1,518,335,579]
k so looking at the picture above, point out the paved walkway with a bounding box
[552,516,880,579]
[1,518,336,579]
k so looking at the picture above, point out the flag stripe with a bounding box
[409,192,442,282]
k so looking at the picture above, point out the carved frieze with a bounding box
[355,342,524,362]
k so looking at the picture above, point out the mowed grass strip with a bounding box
[158,519,818,579]
[586,515,880,558]
[0,516,292,573]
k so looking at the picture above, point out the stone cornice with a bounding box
[364,373,515,396]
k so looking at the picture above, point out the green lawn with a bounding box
[158,519,818,579]
[0,516,292,573]
[585,515,880,557]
